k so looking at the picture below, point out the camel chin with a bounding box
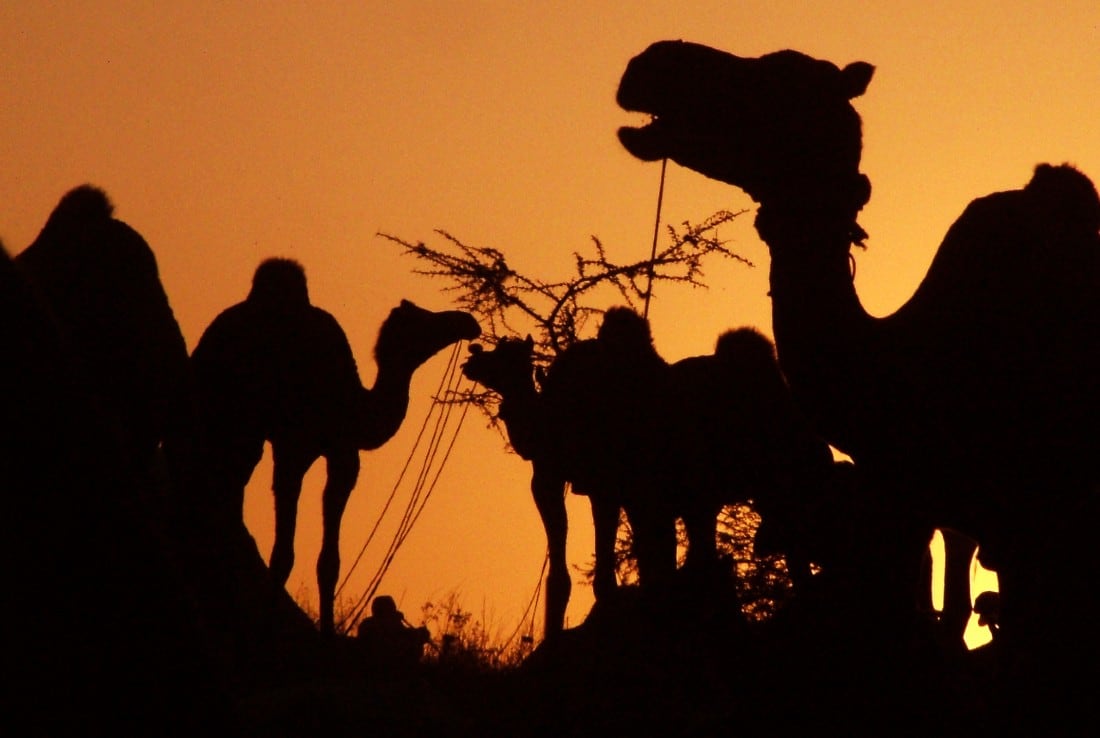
[617,123,668,162]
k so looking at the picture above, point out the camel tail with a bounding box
[1026,164,1100,234]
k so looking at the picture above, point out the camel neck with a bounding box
[763,209,876,455]
[496,375,541,460]
[355,362,416,451]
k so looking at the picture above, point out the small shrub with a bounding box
[418,591,535,673]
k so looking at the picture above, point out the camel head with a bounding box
[617,41,874,213]
[462,335,536,396]
[374,299,481,372]
[714,327,778,367]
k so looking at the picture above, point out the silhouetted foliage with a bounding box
[382,215,805,620]
[381,212,750,457]
[380,210,747,357]
[419,592,535,672]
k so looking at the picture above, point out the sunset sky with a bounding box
[3,2,1097,639]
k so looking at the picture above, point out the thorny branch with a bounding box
[379,209,749,362]
[382,212,798,608]
[379,210,749,439]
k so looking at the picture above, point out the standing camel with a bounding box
[4,206,231,731]
[616,41,1099,687]
[192,258,480,635]
[463,309,836,637]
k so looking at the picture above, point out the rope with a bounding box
[500,551,549,651]
[343,357,464,630]
[352,388,470,628]
[338,342,472,633]
[642,157,669,320]
[335,341,463,597]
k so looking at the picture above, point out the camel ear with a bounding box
[841,61,874,98]
[468,343,484,355]
[523,335,534,350]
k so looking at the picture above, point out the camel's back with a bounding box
[539,338,666,486]
[907,165,1097,322]
[16,190,190,457]
[895,164,1099,478]
[666,330,832,490]
[193,302,362,435]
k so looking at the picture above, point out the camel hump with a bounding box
[248,257,310,308]
[714,327,779,368]
[597,306,658,358]
[41,185,115,234]
[1026,164,1100,233]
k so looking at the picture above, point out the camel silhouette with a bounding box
[463,308,837,636]
[616,40,1099,694]
[192,258,480,635]
[15,185,192,469]
[3,224,235,731]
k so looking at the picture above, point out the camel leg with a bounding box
[590,495,621,603]
[269,443,316,589]
[317,448,360,637]
[624,498,677,593]
[206,429,266,526]
[531,464,569,637]
[928,528,978,654]
[681,502,722,577]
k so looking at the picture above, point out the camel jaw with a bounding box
[616,117,669,163]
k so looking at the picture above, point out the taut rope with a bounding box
[336,340,472,633]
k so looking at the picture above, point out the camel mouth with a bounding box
[616,40,752,166]
[617,67,674,162]
[455,314,482,341]
[617,115,671,162]
[460,343,486,377]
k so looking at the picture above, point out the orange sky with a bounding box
[3,2,1097,639]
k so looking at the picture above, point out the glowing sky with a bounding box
[3,2,1096,637]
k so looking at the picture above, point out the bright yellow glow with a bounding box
[927,531,1001,650]
[963,552,1001,651]
[929,529,946,612]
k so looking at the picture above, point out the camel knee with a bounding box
[544,569,572,634]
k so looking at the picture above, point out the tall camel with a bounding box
[3,232,235,732]
[616,41,1099,682]
[462,335,578,637]
[192,258,480,635]
[463,310,836,637]
[15,185,192,469]
[463,331,642,637]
